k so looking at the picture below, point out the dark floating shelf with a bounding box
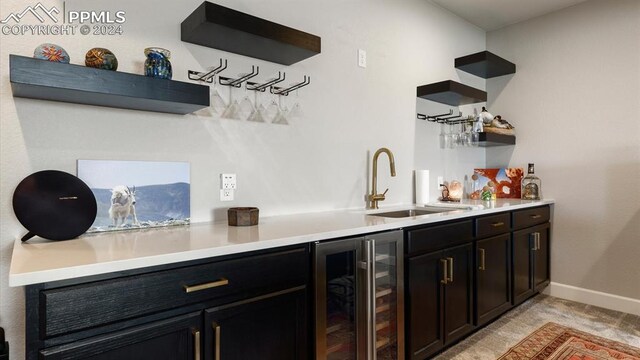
[477,132,516,147]
[181,2,321,66]
[455,51,516,79]
[417,80,487,106]
[9,55,210,115]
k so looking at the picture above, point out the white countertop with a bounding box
[9,199,554,287]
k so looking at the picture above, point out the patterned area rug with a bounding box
[498,322,640,359]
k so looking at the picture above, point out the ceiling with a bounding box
[430,0,590,31]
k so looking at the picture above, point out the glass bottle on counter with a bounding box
[521,163,542,200]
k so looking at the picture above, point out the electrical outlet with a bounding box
[358,49,366,68]
[220,189,234,201]
[221,173,237,190]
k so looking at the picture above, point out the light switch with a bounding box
[358,49,367,68]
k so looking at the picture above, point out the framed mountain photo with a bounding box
[77,160,190,233]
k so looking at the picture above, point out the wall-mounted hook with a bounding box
[271,76,310,96]
[219,66,260,87]
[246,72,286,92]
[188,59,228,83]
[427,109,454,120]
[435,111,463,123]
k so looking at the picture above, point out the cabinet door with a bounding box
[204,288,308,360]
[442,243,475,345]
[476,234,512,326]
[534,223,550,292]
[512,229,535,305]
[39,312,202,360]
[406,251,445,360]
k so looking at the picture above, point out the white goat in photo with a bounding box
[109,185,139,227]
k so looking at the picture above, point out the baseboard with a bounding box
[543,282,640,316]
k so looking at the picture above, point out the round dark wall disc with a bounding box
[13,170,97,241]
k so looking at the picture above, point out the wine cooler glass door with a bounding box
[314,238,362,360]
[368,231,404,360]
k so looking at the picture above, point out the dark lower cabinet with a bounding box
[512,223,550,305]
[476,234,512,326]
[533,224,550,292]
[442,243,474,343]
[406,242,474,360]
[25,246,310,360]
[39,312,202,360]
[407,251,444,360]
[204,288,308,360]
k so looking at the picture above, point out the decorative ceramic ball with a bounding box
[33,43,70,63]
[85,48,118,71]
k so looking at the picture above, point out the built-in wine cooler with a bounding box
[314,230,404,360]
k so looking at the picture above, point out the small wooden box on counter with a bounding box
[228,207,259,226]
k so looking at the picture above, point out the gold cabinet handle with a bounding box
[193,329,201,360]
[530,214,542,219]
[184,279,229,293]
[531,233,537,251]
[536,233,541,250]
[440,259,448,285]
[447,257,454,283]
[491,221,505,228]
[478,248,486,271]
[213,322,221,360]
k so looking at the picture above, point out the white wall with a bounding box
[0,0,485,357]
[487,0,640,300]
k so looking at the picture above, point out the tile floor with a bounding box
[434,295,640,359]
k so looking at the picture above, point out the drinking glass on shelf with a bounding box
[443,123,453,149]
[264,98,280,123]
[460,121,471,147]
[287,89,303,119]
[471,128,480,146]
[221,87,241,120]
[209,79,227,115]
[439,123,446,149]
[272,95,289,125]
[449,123,459,149]
[247,90,267,122]
[238,85,255,121]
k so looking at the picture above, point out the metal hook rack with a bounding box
[246,72,286,92]
[417,110,472,125]
[188,59,228,83]
[271,76,311,96]
[188,61,310,95]
[219,66,260,87]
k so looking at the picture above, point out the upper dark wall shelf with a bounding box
[181,2,321,65]
[9,55,209,115]
[455,51,516,79]
[417,80,487,106]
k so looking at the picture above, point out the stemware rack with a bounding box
[417,109,516,147]
[188,59,310,96]
[416,110,473,125]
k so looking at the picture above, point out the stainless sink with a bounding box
[369,208,453,218]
